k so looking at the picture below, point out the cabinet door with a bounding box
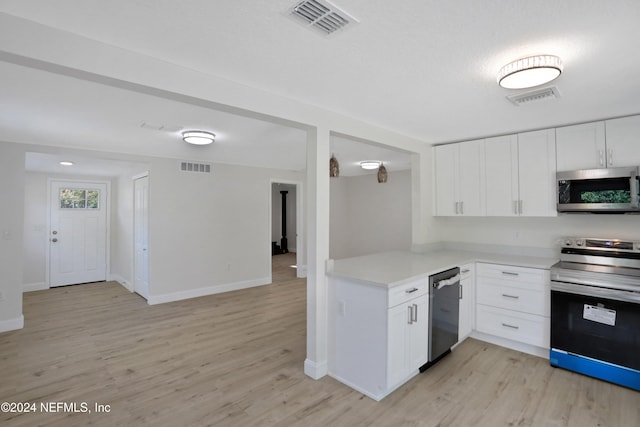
[458,140,485,216]
[434,144,458,216]
[484,135,518,216]
[387,296,429,389]
[387,302,412,387]
[408,294,429,370]
[458,264,474,341]
[556,121,606,171]
[605,115,640,168]
[518,129,557,216]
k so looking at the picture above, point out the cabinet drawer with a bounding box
[476,304,549,348]
[476,281,549,316]
[389,280,428,308]
[476,263,547,286]
[460,263,474,279]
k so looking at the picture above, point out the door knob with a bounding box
[52,230,58,235]
[51,238,58,242]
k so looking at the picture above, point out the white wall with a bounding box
[146,158,304,300]
[0,141,24,330]
[271,183,297,252]
[330,170,412,259]
[22,172,48,288]
[433,215,640,253]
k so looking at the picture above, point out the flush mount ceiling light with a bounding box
[498,55,563,89]
[182,130,215,145]
[59,161,74,166]
[360,160,382,170]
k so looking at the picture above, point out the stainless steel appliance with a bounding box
[556,166,640,213]
[550,237,640,390]
[421,267,460,372]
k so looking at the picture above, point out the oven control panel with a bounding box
[561,237,640,252]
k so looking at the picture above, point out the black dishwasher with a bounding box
[421,267,460,372]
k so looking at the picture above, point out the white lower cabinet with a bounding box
[458,263,475,342]
[330,277,429,401]
[387,294,428,388]
[475,263,550,351]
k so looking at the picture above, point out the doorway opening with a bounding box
[270,180,304,283]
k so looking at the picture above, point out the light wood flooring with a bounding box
[1,253,638,426]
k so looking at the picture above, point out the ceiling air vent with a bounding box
[288,0,358,35]
[507,87,561,106]
[179,161,212,174]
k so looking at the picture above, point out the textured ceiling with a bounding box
[1,0,639,171]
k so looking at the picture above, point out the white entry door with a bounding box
[49,180,108,287]
[133,174,149,299]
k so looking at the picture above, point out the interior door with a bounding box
[49,180,108,287]
[134,174,149,299]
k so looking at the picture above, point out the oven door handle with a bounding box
[551,280,640,304]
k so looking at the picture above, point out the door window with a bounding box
[59,188,100,209]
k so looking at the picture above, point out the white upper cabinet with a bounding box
[485,130,556,217]
[556,116,640,171]
[484,135,519,216]
[517,129,557,217]
[434,140,485,216]
[556,121,606,171]
[604,115,640,168]
[434,143,458,216]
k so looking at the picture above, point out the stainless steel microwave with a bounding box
[557,166,640,213]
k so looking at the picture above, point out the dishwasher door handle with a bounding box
[435,274,461,290]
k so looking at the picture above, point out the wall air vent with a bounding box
[288,0,358,35]
[507,86,561,106]
[179,161,212,174]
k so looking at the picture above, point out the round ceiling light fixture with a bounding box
[182,130,215,145]
[360,160,382,170]
[497,55,563,89]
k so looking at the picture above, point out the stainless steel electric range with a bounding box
[550,237,640,391]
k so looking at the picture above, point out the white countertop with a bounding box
[327,250,558,288]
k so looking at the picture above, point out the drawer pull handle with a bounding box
[461,269,470,274]
[502,271,519,276]
[405,288,419,294]
[501,323,520,330]
[501,294,520,299]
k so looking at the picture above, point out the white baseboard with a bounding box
[0,315,24,333]
[304,358,328,379]
[148,277,271,305]
[23,282,48,292]
[297,264,307,278]
[108,274,133,292]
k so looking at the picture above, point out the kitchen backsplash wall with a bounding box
[434,214,640,253]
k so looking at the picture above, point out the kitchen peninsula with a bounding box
[326,249,557,400]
